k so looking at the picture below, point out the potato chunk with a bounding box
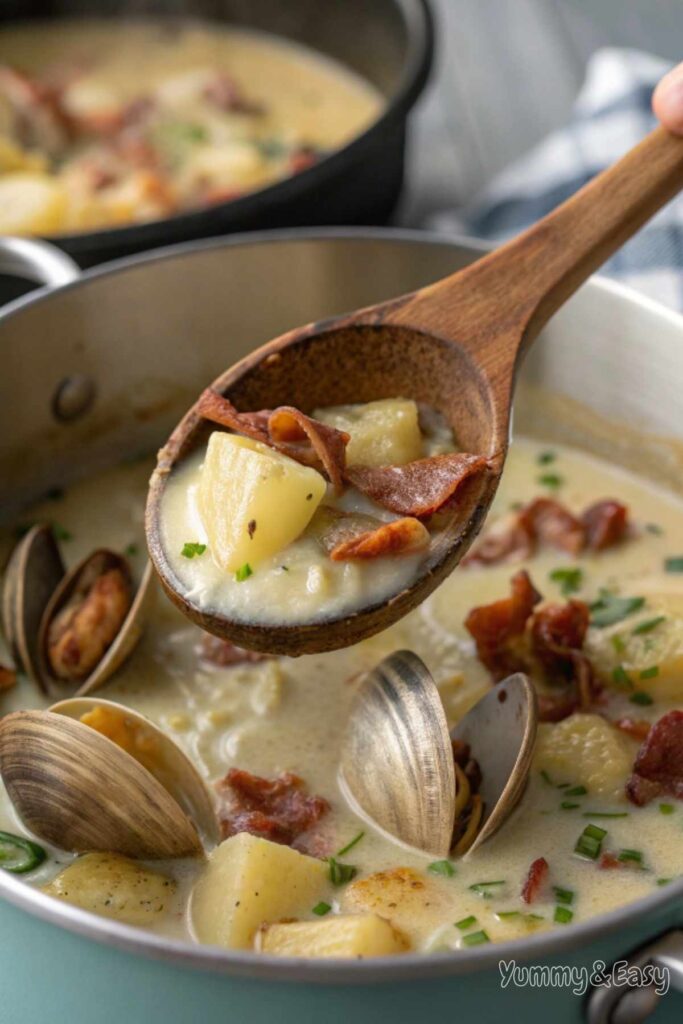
[585,592,683,701]
[534,713,634,799]
[191,833,328,949]
[314,399,422,467]
[199,432,326,572]
[257,914,410,958]
[0,173,67,234]
[42,853,175,926]
[342,867,443,942]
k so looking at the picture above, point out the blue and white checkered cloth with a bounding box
[432,49,683,311]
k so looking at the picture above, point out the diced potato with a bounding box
[250,660,285,715]
[257,913,410,958]
[191,833,328,949]
[585,592,683,701]
[199,432,326,572]
[42,853,175,926]
[0,173,67,234]
[534,713,634,800]
[342,867,443,942]
[314,398,422,467]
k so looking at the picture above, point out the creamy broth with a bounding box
[0,20,381,234]
[1,436,682,954]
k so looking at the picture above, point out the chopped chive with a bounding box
[455,915,478,930]
[537,450,557,465]
[52,523,72,541]
[554,906,573,924]
[618,849,643,864]
[553,886,574,905]
[327,857,356,886]
[612,665,632,689]
[565,786,588,797]
[336,831,365,857]
[549,567,583,596]
[582,812,629,819]
[575,824,607,860]
[664,556,683,573]
[312,901,331,916]
[632,616,666,635]
[181,541,207,558]
[540,770,554,786]
[235,562,253,582]
[124,542,139,557]
[428,860,455,878]
[645,523,663,535]
[538,473,563,489]
[590,591,645,628]
[561,801,580,810]
[657,878,673,886]
[462,930,490,946]
[611,634,626,654]
[557,782,571,790]
[469,880,506,897]
[280,565,289,572]
[495,911,520,921]
[630,691,654,705]
[639,666,659,680]
[659,803,675,815]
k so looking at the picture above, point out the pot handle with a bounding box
[585,928,683,1023]
[0,237,80,288]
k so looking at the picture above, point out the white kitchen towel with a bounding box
[430,49,683,311]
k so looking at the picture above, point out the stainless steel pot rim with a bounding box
[9,0,433,249]
[2,225,683,980]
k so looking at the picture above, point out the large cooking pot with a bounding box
[0,230,682,1024]
[0,0,433,267]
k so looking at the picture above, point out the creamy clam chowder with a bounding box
[0,20,381,234]
[1,428,683,958]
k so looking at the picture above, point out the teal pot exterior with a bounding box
[0,229,682,1024]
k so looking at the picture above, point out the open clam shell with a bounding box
[0,698,219,859]
[1,524,65,689]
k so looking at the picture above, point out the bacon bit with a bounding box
[626,710,683,806]
[330,517,430,561]
[582,500,629,551]
[521,856,549,903]
[216,769,329,848]
[201,186,244,206]
[530,601,595,709]
[536,692,580,722]
[464,570,542,678]
[198,634,273,668]
[346,453,489,519]
[465,496,630,566]
[0,665,17,693]
[197,389,271,442]
[203,73,264,115]
[598,851,622,870]
[614,717,651,742]
[289,145,320,174]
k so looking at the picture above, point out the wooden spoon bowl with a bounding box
[147,127,683,656]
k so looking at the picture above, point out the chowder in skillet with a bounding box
[0,19,381,235]
[1,398,683,957]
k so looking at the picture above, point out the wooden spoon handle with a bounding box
[392,126,683,356]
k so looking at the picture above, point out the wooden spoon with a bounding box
[339,651,537,858]
[147,126,683,655]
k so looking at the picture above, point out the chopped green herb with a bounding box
[538,473,563,489]
[645,523,663,535]
[553,886,574,905]
[0,831,46,874]
[280,565,290,572]
[549,567,583,596]
[611,634,626,654]
[574,823,607,860]
[582,812,629,819]
[327,857,357,886]
[540,770,554,786]
[565,786,588,797]
[52,523,73,542]
[630,691,654,706]
[664,556,683,573]
[554,906,574,924]
[618,849,643,865]
[495,911,520,921]
[462,930,490,946]
[657,878,673,886]
[124,543,139,557]
[537,451,557,465]
[255,137,287,159]
[428,860,455,878]
[336,831,365,857]
[469,880,506,897]
[590,591,645,628]
[181,541,207,559]
[235,563,253,582]
[612,665,632,689]
[556,782,571,789]
[455,915,478,931]
[632,616,666,635]
[659,803,675,815]
[560,802,580,810]
[639,665,659,680]
[312,901,332,916]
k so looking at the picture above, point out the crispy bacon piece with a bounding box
[216,768,329,848]
[289,145,320,174]
[582,500,629,551]
[346,453,489,519]
[614,717,651,742]
[198,634,273,668]
[461,516,534,566]
[521,856,549,903]
[536,692,580,723]
[598,851,643,870]
[0,665,17,693]
[330,517,430,561]
[626,710,683,806]
[530,601,595,708]
[520,499,584,555]
[465,570,542,678]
